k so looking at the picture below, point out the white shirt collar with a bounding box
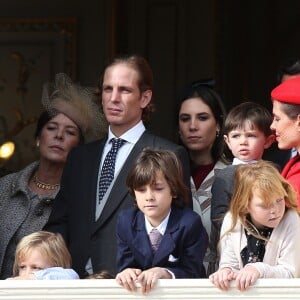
[108,121,145,144]
[232,157,258,165]
[145,209,171,235]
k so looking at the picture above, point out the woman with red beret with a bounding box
[270,76,300,205]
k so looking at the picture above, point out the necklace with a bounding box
[33,174,60,190]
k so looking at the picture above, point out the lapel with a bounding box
[130,208,181,267]
[84,139,107,224]
[152,208,180,265]
[132,211,154,266]
[92,132,154,233]
[0,197,29,266]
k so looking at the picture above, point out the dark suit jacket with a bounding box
[116,206,208,278]
[210,165,237,231]
[262,143,291,171]
[45,130,191,277]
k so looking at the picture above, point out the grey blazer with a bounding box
[211,165,237,231]
[0,162,56,279]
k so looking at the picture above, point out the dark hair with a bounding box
[85,270,114,279]
[277,57,300,83]
[177,80,227,162]
[274,58,300,119]
[126,148,188,207]
[34,111,84,144]
[98,54,155,122]
[225,102,273,137]
[279,102,300,120]
[34,111,53,139]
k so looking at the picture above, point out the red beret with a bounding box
[271,76,300,104]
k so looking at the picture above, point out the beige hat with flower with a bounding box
[42,73,107,143]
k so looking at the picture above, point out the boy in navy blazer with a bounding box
[116,148,208,294]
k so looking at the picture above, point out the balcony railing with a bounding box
[0,278,300,299]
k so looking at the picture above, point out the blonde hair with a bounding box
[225,161,298,240]
[13,231,71,276]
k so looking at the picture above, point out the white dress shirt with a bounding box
[95,121,146,220]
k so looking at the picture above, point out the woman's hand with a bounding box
[209,267,235,291]
[115,268,142,292]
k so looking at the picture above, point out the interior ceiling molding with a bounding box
[0,17,77,79]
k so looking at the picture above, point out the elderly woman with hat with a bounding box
[270,76,300,205]
[0,73,107,279]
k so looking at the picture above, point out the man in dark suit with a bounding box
[45,55,191,278]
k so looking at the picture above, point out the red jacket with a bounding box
[282,155,300,207]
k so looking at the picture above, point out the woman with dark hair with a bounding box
[0,73,107,279]
[177,80,228,276]
[270,76,300,205]
[277,57,300,83]
[263,57,300,169]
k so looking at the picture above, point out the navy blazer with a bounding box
[116,206,208,278]
[45,131,191,277]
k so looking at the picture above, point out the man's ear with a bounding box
[140,90,152,108]
[264,134,276,149]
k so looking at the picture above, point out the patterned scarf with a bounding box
[240,221,273,266]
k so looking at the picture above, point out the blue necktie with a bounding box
[98,138,126,203]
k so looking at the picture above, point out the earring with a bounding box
[216,131,220,138]
[36,140,40,147]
